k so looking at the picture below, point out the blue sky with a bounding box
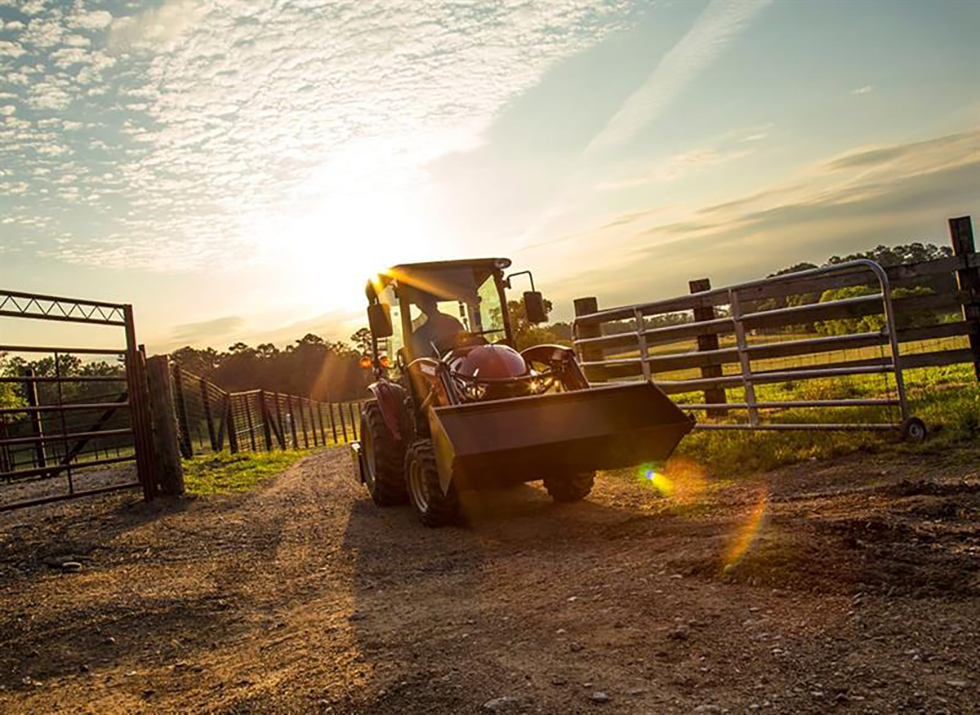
[1,0,977,351]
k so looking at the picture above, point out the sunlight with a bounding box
[252,178,447,319]
[723,488,768,571]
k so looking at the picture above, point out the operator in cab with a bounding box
[410,293,463,357]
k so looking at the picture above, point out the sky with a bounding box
[0,0,977,353]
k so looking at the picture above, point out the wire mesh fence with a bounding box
[171,366,363,457]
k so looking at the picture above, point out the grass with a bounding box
[664,363,980,477]
[182,450,310,495]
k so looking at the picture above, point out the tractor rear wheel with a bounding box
[405,440,459,527]
[544,471,595,503]
[361,401,408,506]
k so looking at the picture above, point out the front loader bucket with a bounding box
[428,382,694,492]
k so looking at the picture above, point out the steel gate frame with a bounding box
[0,289,156,510]
[573,260,924,438]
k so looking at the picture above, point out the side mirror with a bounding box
[523,291,547,324]
[367,303,393,338]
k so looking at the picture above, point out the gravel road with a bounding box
[1,445,978,713]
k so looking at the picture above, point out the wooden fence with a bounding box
[170,365,363,457]
[573,216,980,404]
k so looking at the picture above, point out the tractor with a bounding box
[350,258,694,527]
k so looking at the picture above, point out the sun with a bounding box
[253,183,445,316]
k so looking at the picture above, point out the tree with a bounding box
[0,354,23,410]
[827,243,952,267]
[768,262,817,278]
[350,328,373,355]
[506,298,573,350]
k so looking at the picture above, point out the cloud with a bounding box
[545,130,980,312]
[69,10,114,31]
[0,40,25,58]
[852,85,874,95]
[2,0,642,275]
[170,316,246,345]
[586,0,772,157]
[596,145,752,190]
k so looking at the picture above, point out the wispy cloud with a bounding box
[543,130,980,311]
[170,315,245,345]
[1,0,640,271]
[586,0,772,157]
[852,85,874,95]
[595,125,769,190]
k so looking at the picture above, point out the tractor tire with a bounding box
[405,440,459,527]
[361,401,408,506]
[544,471,595,503]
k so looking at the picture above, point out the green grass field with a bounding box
[663,362,979,477]
[182,450,310,495]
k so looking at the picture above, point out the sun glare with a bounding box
[253,181,447,316]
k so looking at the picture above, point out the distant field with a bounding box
[606,333,968,384]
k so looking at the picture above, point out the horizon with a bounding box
[1,0,978,353]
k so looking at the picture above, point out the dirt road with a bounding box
[1,446,978,713]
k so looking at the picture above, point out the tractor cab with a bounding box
[364,258,547,367]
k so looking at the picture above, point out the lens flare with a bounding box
[644,469,675,496]
[723,489,768,570]
[638,457,707,505]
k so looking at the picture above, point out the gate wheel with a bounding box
[405,440,459,528]
[361,401,408,506]
[901,417,927,443]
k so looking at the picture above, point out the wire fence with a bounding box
[171,366,364,457]
[0,376,136,482]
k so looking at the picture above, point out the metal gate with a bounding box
[0,289,156,510]
[573,260,924,439]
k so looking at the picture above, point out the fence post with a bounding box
[145,355,185,496]
[950,216,980,380]
[307,400,320,447]
[225,396,239,454]
[348,402,358,440]
[573,297,602,384]
[22,368,46,471]
[297,397,310,448]
[316,402,327,445]
[689,278,728,416]
[244,394,258,451]
[327,402,338,444]
[170,364,193,458]
[287,395,299,448]
[338,402,348,443]
[259,390,274,451]
[274,392,286,449]
[200,377,218,451]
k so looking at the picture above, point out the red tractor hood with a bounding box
[448,344,528,380]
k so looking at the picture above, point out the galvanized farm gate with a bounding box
[573,216,979,440]
[574,260,922,437]
[0,290,156,510]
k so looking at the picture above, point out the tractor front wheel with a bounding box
[361,401,408,506]
[544,471,595,503]
[405,440,459,527]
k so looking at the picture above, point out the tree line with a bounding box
[171,333,368,402]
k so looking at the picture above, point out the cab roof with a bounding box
[386,257,511,275]
[369,258,512,301]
